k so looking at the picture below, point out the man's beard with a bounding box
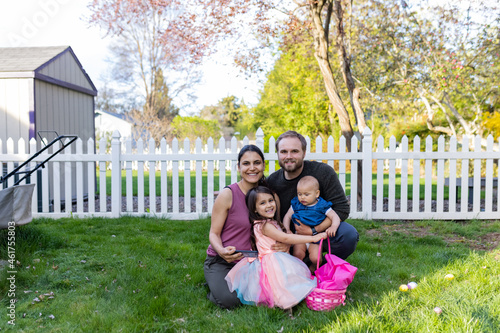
[279,158,303,173]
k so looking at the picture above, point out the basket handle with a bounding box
[316,237,332,271]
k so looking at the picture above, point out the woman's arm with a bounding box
[262,222,327,245]
[208,188,243,263]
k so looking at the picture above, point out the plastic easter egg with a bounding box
[444,274,454,280]
[399,284,409,292]
[434,307,442,314]
[407,282,418,290]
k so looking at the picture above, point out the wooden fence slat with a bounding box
[473,136,482,211]
[207,138,215,214]
[196,138,202,214]
[460,136,470,212]
[436,136,445,213]
[449,136,457,213]
[413,136,421,213]
[376,135,384,212]
[137,139,145,213]
[424,136,433,213]
[149,138,156,214]
[76,138,84,213]
[400,136,408,213]
[99,136,107,213]
[126,138,133,212]
[53,140,61,213]
[388,136,396,213]
[161,138,168,213]
[87,138,95,213]
[172,138,179,214]
[184,138,191,213]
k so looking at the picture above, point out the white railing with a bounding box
[1,128,499,220]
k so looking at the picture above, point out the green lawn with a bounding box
[97,170,475,200]
[1,217,499,332]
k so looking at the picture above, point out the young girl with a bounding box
[225,186,327,310]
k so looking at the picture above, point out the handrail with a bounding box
[0,134,78,186]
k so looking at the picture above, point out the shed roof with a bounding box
[0,46,70,72]
[0,46,97,96]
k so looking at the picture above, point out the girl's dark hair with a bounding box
[238,144,268,187]
[245,186,286,249]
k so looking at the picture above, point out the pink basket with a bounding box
[306,288,346,311]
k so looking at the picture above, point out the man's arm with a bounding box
[315,163,350,221]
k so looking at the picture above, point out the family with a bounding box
[204,131,359,309]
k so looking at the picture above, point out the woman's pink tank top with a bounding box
[206,183,252,256]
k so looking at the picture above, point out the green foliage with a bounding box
[388,118,443,143]
[199,96,253,138]
[254,35,337,142]
[171,116,220,142]
[483,112,500,139]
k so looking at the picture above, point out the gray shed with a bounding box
[0,46,97,209]
[0,45,97,149]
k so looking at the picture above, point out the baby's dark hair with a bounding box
[245,186,286,249]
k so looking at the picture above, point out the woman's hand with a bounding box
[219,246,243,263]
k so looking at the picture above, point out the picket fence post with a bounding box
[361,127,373,220]
[256,127,264,152]
[111,131,122,218]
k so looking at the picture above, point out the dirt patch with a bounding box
[364,222,500,251]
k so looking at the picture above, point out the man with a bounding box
[267,131,359,261]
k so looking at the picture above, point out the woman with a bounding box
[204,145,287,309]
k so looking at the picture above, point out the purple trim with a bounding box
[35,46,98,93]
[30,78,36,141]
[29,110,35,139]
[34,72,97,96]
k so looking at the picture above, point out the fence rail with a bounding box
[1,128,499,220]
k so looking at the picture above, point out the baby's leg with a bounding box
[308,243,321,268]
[293,243,307,260]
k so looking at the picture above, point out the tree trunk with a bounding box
[332,0,367,134]
[309,0,354,151]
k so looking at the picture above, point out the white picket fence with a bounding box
[1,128,499,220]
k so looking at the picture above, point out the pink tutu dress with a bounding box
[225,219,317,309]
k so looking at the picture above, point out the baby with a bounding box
[283,176,340,269]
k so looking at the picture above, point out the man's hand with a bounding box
[294,219,313,235]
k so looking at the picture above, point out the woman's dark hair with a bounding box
[245,186,286,249]
[238,144,264,165]
[238,144,268,187]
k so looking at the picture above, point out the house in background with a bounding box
[0,46,97,208]
[95,109,133,140]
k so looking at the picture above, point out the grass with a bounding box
[97,170,474,200]
[1,217,499,332]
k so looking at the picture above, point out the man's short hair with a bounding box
[275,131,307,152]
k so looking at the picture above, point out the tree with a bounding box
[200,96,248,138]
[388,1,500,142]
[171,116,220,142]
[88,0,200,143]
[254,34,339,141]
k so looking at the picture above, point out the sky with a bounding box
[0,0,262,115]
